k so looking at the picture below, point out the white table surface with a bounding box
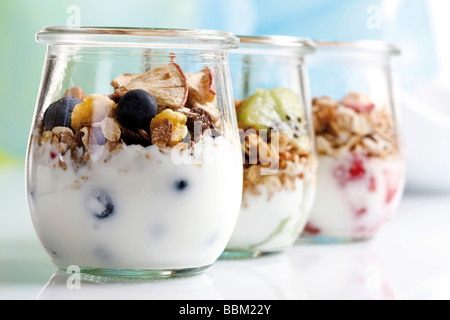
[1,168,450,300]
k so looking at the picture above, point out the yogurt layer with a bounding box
[28,135,242,270]
[304,153,405,240]
[226,177,309,252]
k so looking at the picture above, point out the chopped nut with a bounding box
[52,126,74,138]
[120,127,150,146]
[40,131,54,145]
[80,127,90,148]
[137,128,151,142]
[51,135,59,145]
[362,137,382,156]
[151,109,188,146]
[316,135,332,155]
[151,118,173,148]
[278,133,290,153]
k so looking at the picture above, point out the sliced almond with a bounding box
[101,117,121,142]
[80,127,90,148]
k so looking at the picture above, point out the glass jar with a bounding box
[223,36,317,258]
[26,26,242,279]
[301,41,405,242]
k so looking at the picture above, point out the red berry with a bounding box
[333,154,367,185]
[384,169,401,204]
[349,157,366,179]
[369,176,377,192]
[304,223,321,235]
[356,207,367,217]
[341,94,375,113]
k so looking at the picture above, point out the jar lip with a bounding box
[36,26,240,49]
[313,40,401,55]
[236,35,316,53]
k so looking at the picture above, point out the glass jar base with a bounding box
[297,235,373,244]
[63,265,212,281]
[219,249,284,260]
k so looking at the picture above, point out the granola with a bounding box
[313,93,398,158]
[237,99,311,205]
[38,63,223,169]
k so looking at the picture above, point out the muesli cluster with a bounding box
[303,92,404,240]
[239,129,310,206]
[313,92,398,159]
[38,63,222,167]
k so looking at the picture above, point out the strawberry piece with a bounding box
[341,92,375,113]
[50,151,57,160]
[369,176,377,192]
[349,156,366,179]
[333,165,348,185]
[356,207,367,217]
[304,223,321,235]
[333,154,367,185]
[384,169,401,204]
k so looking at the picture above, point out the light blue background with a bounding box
[0,0,439,162]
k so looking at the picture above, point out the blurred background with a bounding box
[0,0,449,257]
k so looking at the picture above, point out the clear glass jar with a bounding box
[223,36,317,258]
[26,26,242,278]
[301,41,406,242]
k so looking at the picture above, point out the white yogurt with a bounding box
[304,152,405,240]
[27,135,242,270]
[226,177,311,253]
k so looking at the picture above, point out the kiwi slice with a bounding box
[237,87,304,135]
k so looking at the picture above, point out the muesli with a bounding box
[303,92,405,240]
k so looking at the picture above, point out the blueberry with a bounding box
[91,126,106,145]
[117,89,158,129]
[43,96,82,130]
[87,191,115,219]
[175,179,189,191]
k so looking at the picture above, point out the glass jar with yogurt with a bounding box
[301,41,405,242]
[223,36,317,258]
[26,27,243,278]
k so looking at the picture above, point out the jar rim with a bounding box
[313,40,401,55]
[236,35,316,54]
[36,26,240,49]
